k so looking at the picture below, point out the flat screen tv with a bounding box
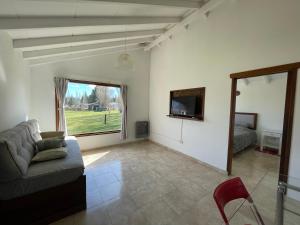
[171,96,199,117]
[169,87,205,121]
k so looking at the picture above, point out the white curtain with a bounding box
[120,84,128,140]
[54,77,69,135]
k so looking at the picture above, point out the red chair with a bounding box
[213,177,265,225]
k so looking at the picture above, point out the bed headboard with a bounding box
[235,112,258,130]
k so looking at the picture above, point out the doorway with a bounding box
[226,62,300,182]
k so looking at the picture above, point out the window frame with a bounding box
[55,79,122,137]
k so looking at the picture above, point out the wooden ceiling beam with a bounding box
[18,0,202,9]
[0,16,180,30]
[27,44,143,66]
[14,29,164,50]
[23,37,153,59]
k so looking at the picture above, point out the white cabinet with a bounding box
[260,130,282,155]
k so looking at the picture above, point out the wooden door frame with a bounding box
[227,62,300,181]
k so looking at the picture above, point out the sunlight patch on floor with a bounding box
[83,151,110,167]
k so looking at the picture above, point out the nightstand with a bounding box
[260,130,282,155]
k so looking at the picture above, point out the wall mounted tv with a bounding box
[169,87,205,121]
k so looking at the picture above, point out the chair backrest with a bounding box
[213,177,250,224]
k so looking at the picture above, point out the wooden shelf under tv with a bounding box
[167,114,203,121]
[169,87,205,122]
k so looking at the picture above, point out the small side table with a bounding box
[260,130,282,155]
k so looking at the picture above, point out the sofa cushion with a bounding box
[0,137,84,200]
[0,143,22,182]
[18,119,42,143]
[0,125,35,181]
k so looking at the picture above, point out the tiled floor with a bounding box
[230,147,281,224]
[232,146,280,190]
[51,141,298,225]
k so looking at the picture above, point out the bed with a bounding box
[233,113,258,154]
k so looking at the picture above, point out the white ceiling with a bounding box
[0,0,222,65]
[0,0,192,17]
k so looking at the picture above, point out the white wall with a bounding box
[149,0,300,172]
[236,75,287,142]
[0,31,31,131]
[30,50,150,150]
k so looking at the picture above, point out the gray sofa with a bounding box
[0,120,86,225]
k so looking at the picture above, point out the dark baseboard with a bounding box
[0,175,86,225]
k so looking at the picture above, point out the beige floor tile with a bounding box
[105,195,137,216]
[105,196,148,225]
[94,172,119,187]
[154,179,177,196]
[85,165,111,177]
[111,209,149,225]
[284,210,300,225]
[190,171,228,192]
[171,210,222,225]
[140,199,178,225]
[99,181,125,203]
[171,195,222,225]
[50,215,75,225]
[73,205,111,225]
[130,181,162,208]
[285,197,300,216]
[85,175,97,193]
[86,189,104,209]
[162,188,198,215]
[111,166,135,181]
[172,176,209,200]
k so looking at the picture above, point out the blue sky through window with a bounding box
[66,82,120,98]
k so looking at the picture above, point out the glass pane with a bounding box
[64,82,121,135]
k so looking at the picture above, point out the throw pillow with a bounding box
[35,138,66,152]
[31,147,68,162]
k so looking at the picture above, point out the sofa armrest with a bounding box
[40,131,64,139]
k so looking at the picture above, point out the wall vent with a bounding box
[135,121,149,138]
